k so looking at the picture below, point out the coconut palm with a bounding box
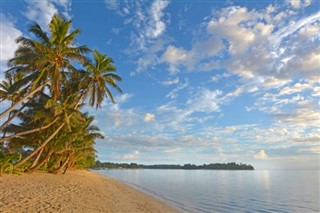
[0,14,89,120]
[2,14,122,174]
[0,72,27,131]
[79,50,122,109]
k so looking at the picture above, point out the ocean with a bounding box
[94,169,319,213]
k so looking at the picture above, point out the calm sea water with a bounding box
[94,169,320,213]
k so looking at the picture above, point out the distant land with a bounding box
[92,161,254,170]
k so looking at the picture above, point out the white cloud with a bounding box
[105,0,171,72]
[286,50,320,81]
[222,87,245,102]
[187,89,222,113]
[206,6,320,109]
[104,0,119,10]
[286,0,312,8]
[114,0,170,51]
[165,78,189,99]
[144,113,155,122]
[104,108,139,128]
[312,87,320,96]
[272,11,320,49]
[24,0,72,28]
[299,23,320,37]
[115,93,133,104]
[53,0,72,12]
[161,45,188,64]
[299,147,320,154]
[160,37,223,72]
[162,77,179,86]
[254,150,269,159]
[163,147,181,153]
[211,73,231,83]
[279,83,312,96]
[275,109,320,127]
[0,15,22,63]
[293,132,320,144]
[86,93,138,130]
[207,7,255,55]
[123,150,140,160]
[145,0,169,39]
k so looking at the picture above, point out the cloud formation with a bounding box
[286,0,312,8]
[254,150,269,159]
[123,150,140,160]
[0,15,22,63]
[24,0,72,28]
[144,113,156,122]
[146,0,169,39]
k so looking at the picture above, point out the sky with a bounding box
[0,0,319,169]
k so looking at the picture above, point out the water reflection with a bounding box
[95,170,320,213]
[262,170,270,190]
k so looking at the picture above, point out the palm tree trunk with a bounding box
[28,150,53,173]
[0,116,60,143]
[14,122,65,168]
[48,155,61,171]
[54,154,70,174]
[0,80,49,120]
[1,102,14,139]
[14,90,87,169]
[62,161,71,174]
[30,147,44,168]
[0,103,27,131]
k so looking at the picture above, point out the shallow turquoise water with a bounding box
[94,169,320,213]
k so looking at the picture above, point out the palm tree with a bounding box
[80,50,122,109]
[0,14,89,120]
[3,14,122,173]
[0,72,26,130]
[48,112,102,174]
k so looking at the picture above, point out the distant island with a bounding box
[92,161,254,170]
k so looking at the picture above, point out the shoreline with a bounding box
[0,170,179,213]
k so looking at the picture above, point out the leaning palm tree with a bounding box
[0,14,89,120]
[0,72,26,132]
[13,50,122,170]
[5,15,122,172]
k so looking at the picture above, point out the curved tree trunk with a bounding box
[14,89,88,169]
[30,147,44,168]
[48,155,62,171]
[0,116,60,143]
[0,103,27,131]
[62,155,74,174]
[14,122,65,168]
[62,161,71,174]
[28,150,53,173]
[0,80,49,120]
[54,154,70,174]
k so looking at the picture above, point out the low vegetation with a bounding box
[92,161,254,170]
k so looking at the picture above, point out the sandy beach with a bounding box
[0,170,178,213]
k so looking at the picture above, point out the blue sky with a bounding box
[1,0,319,169]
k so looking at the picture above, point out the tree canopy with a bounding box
[92,161,254,170]
[0,14,122,175]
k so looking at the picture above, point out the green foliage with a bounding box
[0,13,122,175]
[0,152,22,175]
[92,161,255,170]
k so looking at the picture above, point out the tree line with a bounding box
[92,161,254,170]
[0,14,122,175]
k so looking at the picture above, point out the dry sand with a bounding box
[0,170,179,213]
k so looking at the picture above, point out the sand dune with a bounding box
[0,170,178,213]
